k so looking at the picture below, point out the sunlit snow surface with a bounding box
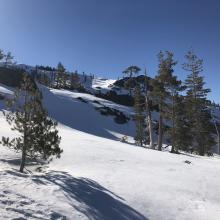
[0,84,220,220]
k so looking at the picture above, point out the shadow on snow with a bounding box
[32,171,148,220]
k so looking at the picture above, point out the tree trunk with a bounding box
[158,112,163,151]
[171,95,176,153]
[20,91,28,173]
[199,144,205,156]
[217,131,220,155]
[145,95,154,149]
[20,144,26,173]
[212,112,220,154]
[20,122,27,173]
[4,58,8,67]
[55,73,59,88]
[129,70,133,96]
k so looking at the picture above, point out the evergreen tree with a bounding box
[82,72,87,83]
[144,69,154,149]
[170,95,192,152]
[183,50,215,155]
[134,84,146,146]
[70,71,80,90]
[123,66,141,95]
[151,78,165,151]
[62,71,68,89]
[0,49,4,61]
[1,74,62,172]
[4,52,14,67]
[151,51,177,151]
[164,74,186,153]
[210,108,220,154]
[55,62,66,88]
[123,66,141,78]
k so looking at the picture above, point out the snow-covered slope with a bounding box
[42,86,135,140]
[0,83,135,140]
[92,77,115,89]
[0,84,220,220]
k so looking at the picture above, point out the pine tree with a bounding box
[123,66,141,95]
[134,84,145,146]
[170,95,192,152]
[55,62,66,88]
[0,49,4,61]
[210,108,220,154]
[62,71,68,89]
[151,51,177,151]
[1,74,62,172]
[164,74,186,153]
[70,71,80,90]
[183,50,215,155]
[144,69,154,149]
[151,78,165,151]
[4,52,14,67]
[123,66,141,78]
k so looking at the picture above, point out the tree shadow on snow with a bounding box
[0,157,46,167]
[32,171,148,220]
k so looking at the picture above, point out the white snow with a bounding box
[50,88,133,115]
[0,84,14,96]
[92,77,115,90]
[41,86,134,140]
[0,84,220,220]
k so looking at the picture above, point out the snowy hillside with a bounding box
[42,86,135,140]
[0,84,220,220]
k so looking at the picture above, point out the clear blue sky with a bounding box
[0,0,219,102]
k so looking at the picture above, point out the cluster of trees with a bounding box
[33,62,92,92]
[37,65,56,71]
[1,48,219,161]
[0,49,92,92]
[0,49,14,67]
[129,50,219,156]
[211,101,220,110]
[1,73,62,173]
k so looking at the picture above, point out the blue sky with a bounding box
[0,0,219,102]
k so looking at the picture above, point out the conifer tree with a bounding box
[152,51,177,151]
[183,50,215,155]
[55,62,66,88]
[70,71,80,90]
[165,75,186,153]
[123,66,141,78]
[170,95,192,152]
[123,66,141,95]
[134,84,145,146]
[210,108,220,154]
[4,52,14,67]
[144,69,154,149]
[0,49,4,61]
[151,78,165,151]
[1,74,62,172]
[62,71,68,89]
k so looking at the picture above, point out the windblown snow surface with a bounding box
[0,83,220,220]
